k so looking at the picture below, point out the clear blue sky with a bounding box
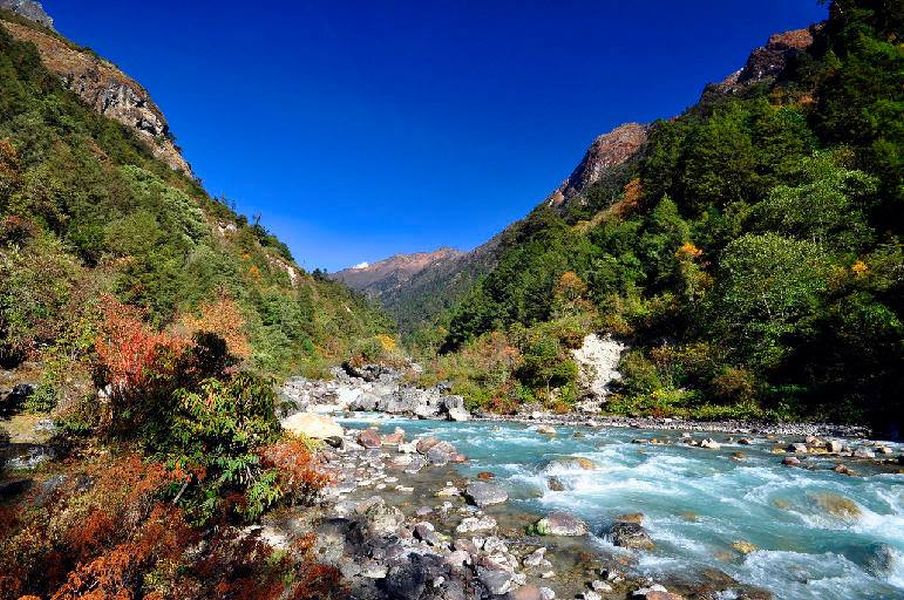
[43,0,827,272]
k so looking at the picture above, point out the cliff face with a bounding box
[0,0,52,29]
[708,27,817,95]
[0,18,192,175]
[546,122,649,208]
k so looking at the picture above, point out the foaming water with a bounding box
[341,416,904,599]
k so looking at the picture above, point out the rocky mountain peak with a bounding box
[546,122,648,207]
[0,0,52,29]
[710,27,818,95]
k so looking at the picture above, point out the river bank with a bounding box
[280,364,874,442]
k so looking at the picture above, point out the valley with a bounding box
[1,0,903,598]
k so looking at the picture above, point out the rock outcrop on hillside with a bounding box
[0,0,52,29]
[546,122,649,208]
[708,27,818,96]
[0,19,192,175]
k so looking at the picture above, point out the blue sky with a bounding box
[43,0,827,272]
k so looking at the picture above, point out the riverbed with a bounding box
[338,414,904,600]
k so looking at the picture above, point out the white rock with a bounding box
[280,412,343,439]
[571,334,626,399]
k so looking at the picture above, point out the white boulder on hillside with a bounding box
[571,334,626,402]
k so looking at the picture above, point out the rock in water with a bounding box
[465,481,509,507]
[731,540,758,555]
[531,512,588,536]
[357,429,382,449]
[609,521,655,550]
[426,440,459,465]
[440,394,470,421]
[699,438,721,450]
[812,492,861,522]
[280,412,343,439]
[547,477,565,491]
[416,436,441,454]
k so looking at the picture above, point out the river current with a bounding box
[340,415,904,600]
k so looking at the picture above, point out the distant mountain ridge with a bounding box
[333,247,464,297]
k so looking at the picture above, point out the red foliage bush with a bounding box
[258,438,333,505]
[94,295,188,396]
[0,453,343,600]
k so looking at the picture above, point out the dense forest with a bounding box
[412,0,904,432]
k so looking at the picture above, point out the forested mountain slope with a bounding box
[0,8,391,391]
[416,0,904,432]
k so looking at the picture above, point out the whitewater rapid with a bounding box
[339,415,904,600]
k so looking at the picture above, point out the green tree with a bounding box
[709,233,829,371]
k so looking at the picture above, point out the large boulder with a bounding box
[609,521,655,550]
[280,412,343,439]
[357,429,382,449]
[415,436,441,454]
[385,387,425,414]
[531,512,588,536]
[465,482,509,507]
[348,391,382,412]
[426,441,460,465]
[440,395,470,422]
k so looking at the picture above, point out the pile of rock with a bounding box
[281,364,470,422]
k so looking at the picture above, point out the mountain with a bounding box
[409,3,904,432]
[0,6,400,597]
[333,246,498,334]
[333,247,464,298]
[545,122,649,209]
[376,28,821,336]
[0,0,51,29]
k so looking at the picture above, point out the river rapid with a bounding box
[339,414,904,600]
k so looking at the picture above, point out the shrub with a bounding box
[169,372,284,522]
[179,293,251,360]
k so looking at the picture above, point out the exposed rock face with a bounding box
[0,20,192,175]
[333,247,464,299]
[547,123,648,207]
[571,334,626,404]
[0,0,52,29]
[709,27,817,96]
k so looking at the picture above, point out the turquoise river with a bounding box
[341,415,904,600]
